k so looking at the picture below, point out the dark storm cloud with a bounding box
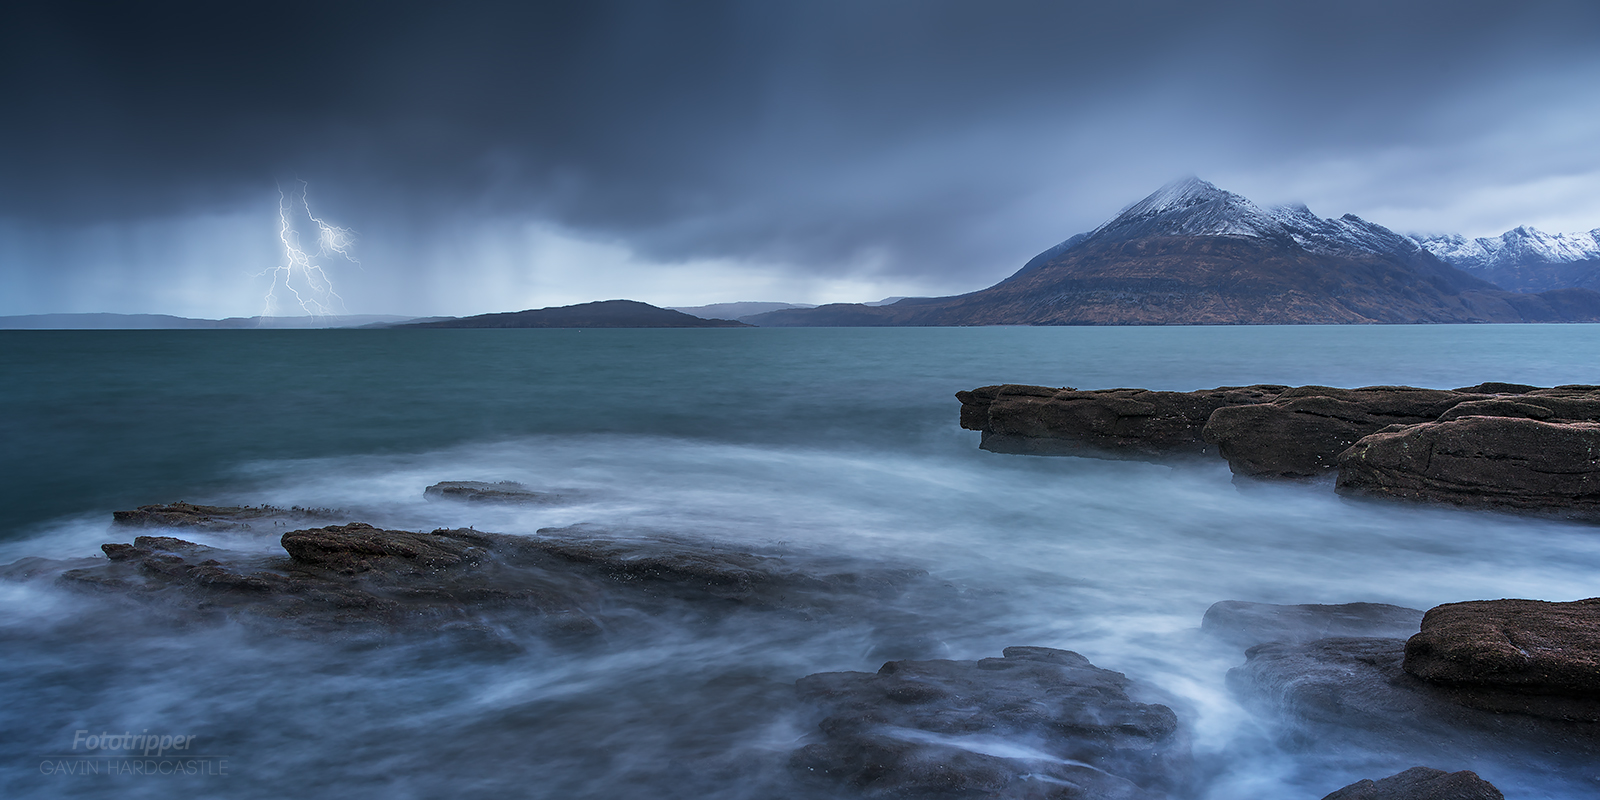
[4,0,1600,299]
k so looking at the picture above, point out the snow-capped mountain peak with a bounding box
[1413,226,1600,271]
[1092,177,1280,241]
[1082,177,1420,259]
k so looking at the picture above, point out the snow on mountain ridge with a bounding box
[1083,177,1420,259]
[1413,227,1600,270]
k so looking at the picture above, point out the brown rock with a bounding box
[791,646,1190,799]
[112,502,263,530]
[1336,417,1600,516]
[957,383,1285,459]
[1201,386,1469,478]
[281,522,485,573]
[1403,598,1600,721]
[1437,385,1600,423]
[1320,766,1503,800]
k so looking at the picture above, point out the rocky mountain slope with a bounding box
[749,178,1600,326]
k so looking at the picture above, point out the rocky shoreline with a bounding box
[4,491,1596,798]
[958,381,1600,518]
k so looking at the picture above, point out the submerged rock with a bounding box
[423,480,563,504]
[1202,600,1423,648]
[1336,417,1600,518]
[791,646,1191,799]
[957,383,1284,459]
[1403,598,1600,722]
[1319,766,1503,800]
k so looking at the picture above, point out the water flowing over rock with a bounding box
[29,507,932,641]
[1201,600,1423,648]
[1216,594,1600,778]
[1319,766,1503,800]
[790,646,1191,799]
[1227,635,1600,768]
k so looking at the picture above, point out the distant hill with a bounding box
[0,313,421,329]
[1414,226,1600,293]
[400,299,751,328]
[669,301,815,321]
[747,177,1600,326]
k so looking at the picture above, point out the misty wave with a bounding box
[4,431,1600,798]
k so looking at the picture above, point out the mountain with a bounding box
[748,177,1600,326]
[400,299,751,328]
[669,301,815,321]
[1413,227,1600,293]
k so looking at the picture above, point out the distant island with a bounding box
[746,177,1600,326]
[396,299,750,328]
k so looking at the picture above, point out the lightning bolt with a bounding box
[259,182,358,319]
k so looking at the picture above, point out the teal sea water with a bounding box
[3,326,1600,798]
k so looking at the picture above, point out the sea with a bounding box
[2,325,1598,799]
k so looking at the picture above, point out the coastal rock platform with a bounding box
[959,381,1600,517]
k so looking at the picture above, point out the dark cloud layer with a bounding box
[3,0,1600,313]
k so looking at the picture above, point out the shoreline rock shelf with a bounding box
[15,504,932,640]
[958,381,1600,518]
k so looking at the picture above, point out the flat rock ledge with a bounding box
[1320,767,1503,800]
[1336,417,1600,519]
[958,382,1600,518]
[791,646,1191,800]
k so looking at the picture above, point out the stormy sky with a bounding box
[3,0,1599,318]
